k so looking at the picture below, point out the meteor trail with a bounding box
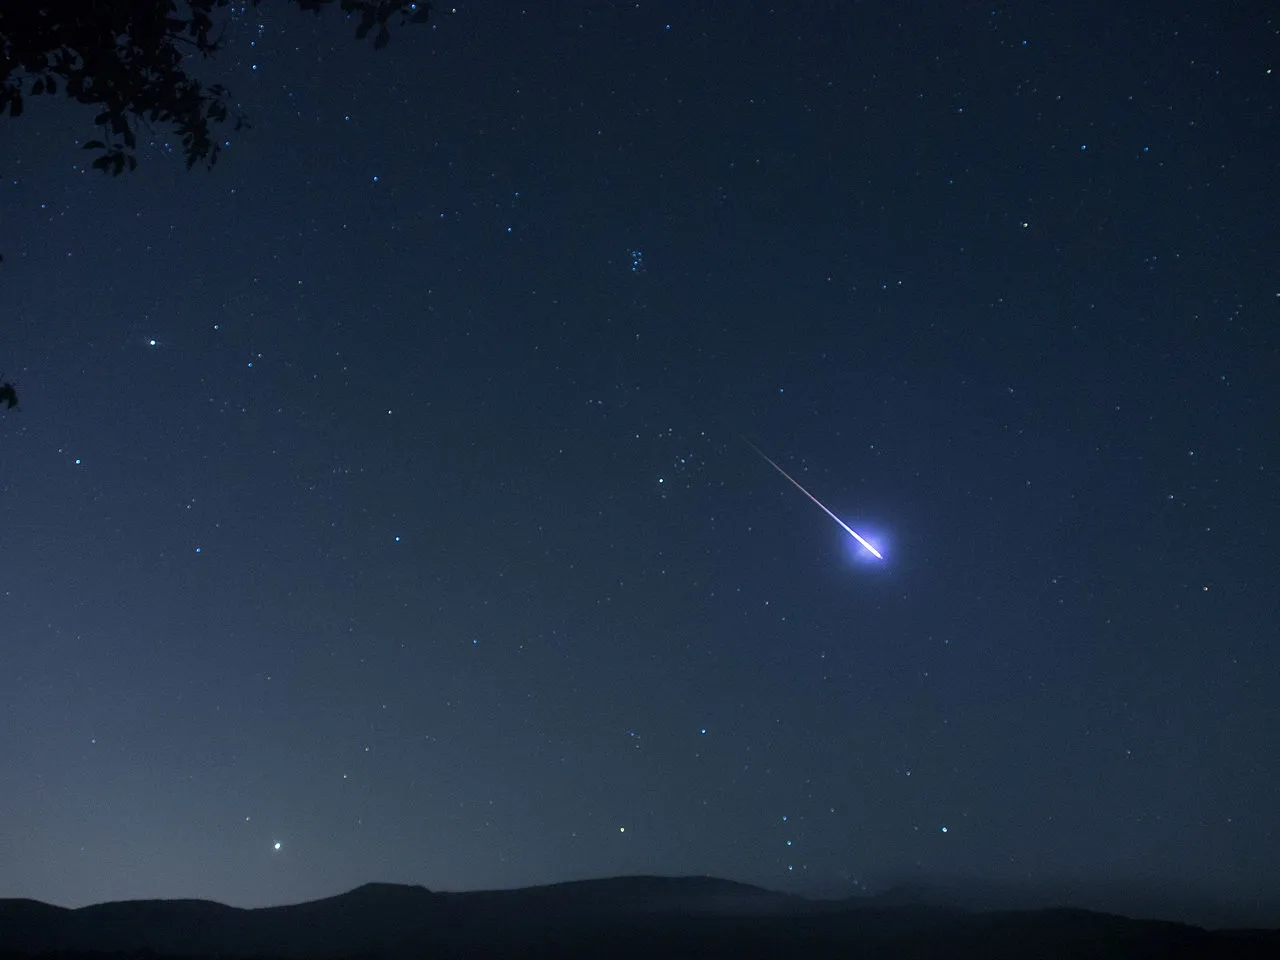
[743,437,884,560]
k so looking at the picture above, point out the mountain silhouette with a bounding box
[1,875,1277,959]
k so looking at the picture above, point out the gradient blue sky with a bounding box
[1,0,1276,918]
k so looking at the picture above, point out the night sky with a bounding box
[2,1,1277,918]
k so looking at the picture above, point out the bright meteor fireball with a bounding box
[743,437,884,560]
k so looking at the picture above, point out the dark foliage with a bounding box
[0,381,16,409]
[0,0,432,174]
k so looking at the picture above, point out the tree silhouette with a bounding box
[0,0,432,175]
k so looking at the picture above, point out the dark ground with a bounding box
[2,876,1278,959]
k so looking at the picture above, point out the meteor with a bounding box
[743,437,884,560]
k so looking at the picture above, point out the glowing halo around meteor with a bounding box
[743,437,884,560]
